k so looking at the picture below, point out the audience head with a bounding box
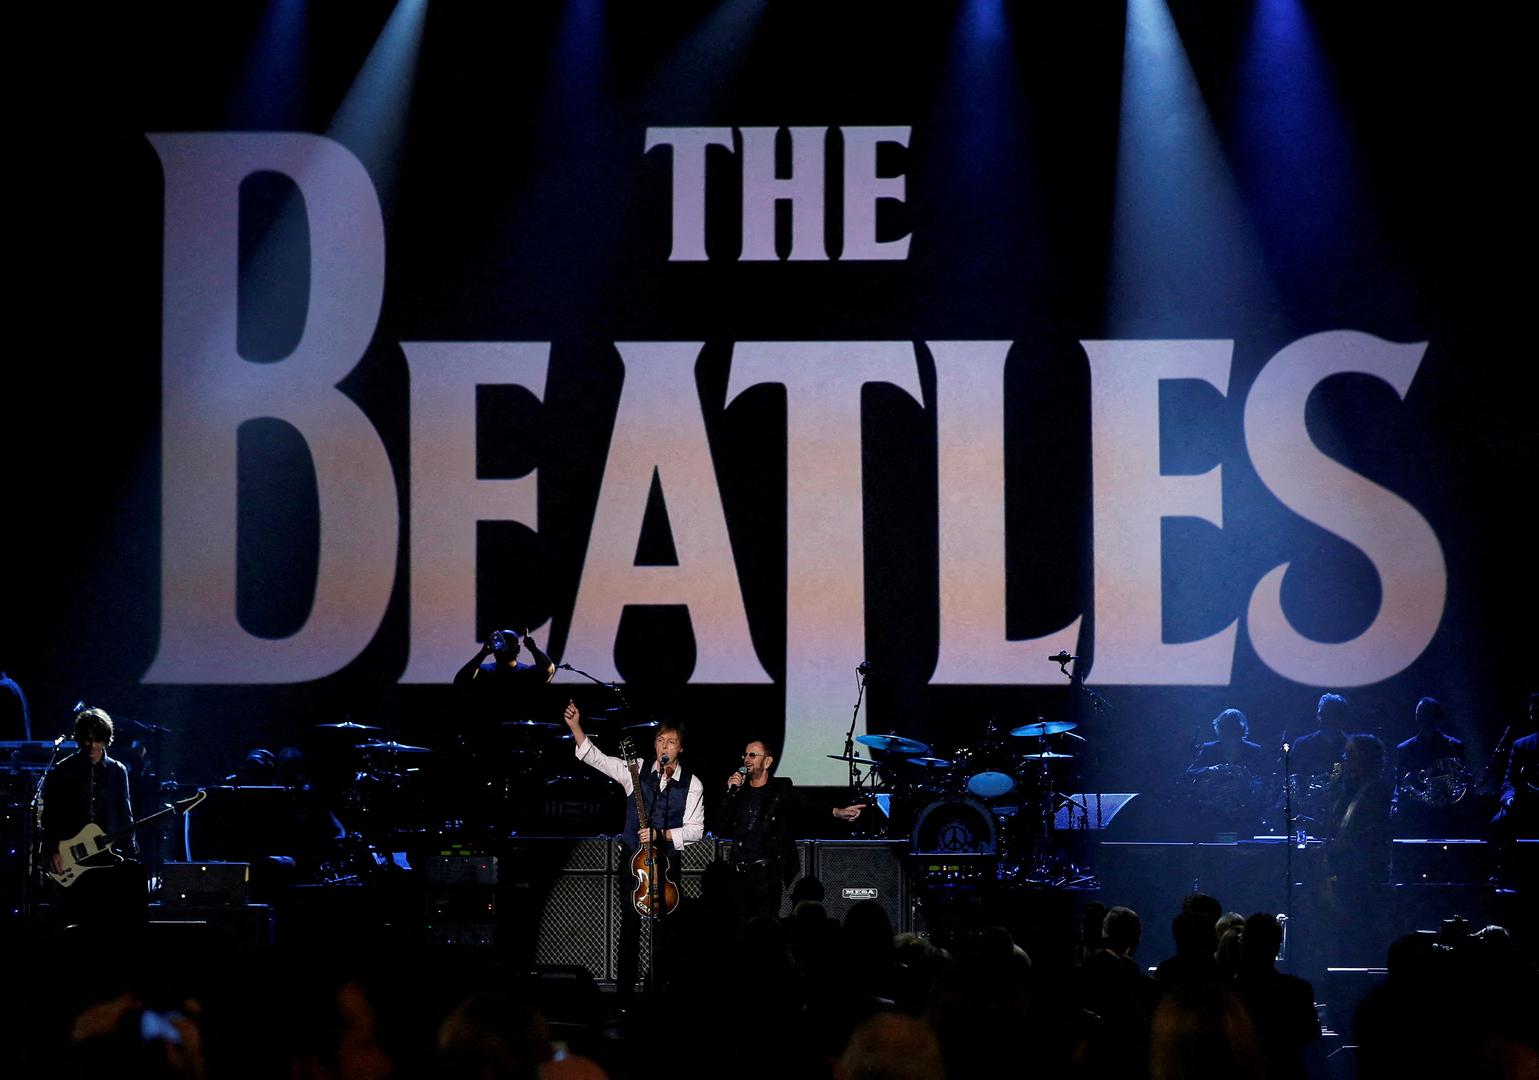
[1103,906,1142,956]
[1240,913,1284,966]
[790,875,826,908]
[1181,893,1223,923]
[837,1013,945,1080]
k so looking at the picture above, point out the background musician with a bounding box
[1289,693,1352,831]
[1392,696,1467,836]
[452,629,556,831]
[1184,708,1269,836]
[452,628,556,710]
[1490,693,1539,890]
[562,701,703,1000]
[1187,708,1268,773]
[40,706,147,927]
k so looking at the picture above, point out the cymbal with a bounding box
[500,720,562,733]
[1019,751,1074,760]
[355,740,433,754]
[903,756,954,770]
[855,733,929,755]
[621,720,660,733]
[316,721,381,731]
[1009,719,1078,738]
[826,753,875,765]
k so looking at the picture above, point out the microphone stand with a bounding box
[1281,734,1296,961]
[120,715,168,884]
[842,665,873,836]
[642,760,672,998]
[26,737,69,918]
[556,663,633,716]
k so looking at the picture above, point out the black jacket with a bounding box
[718,776,800,886]
[41,751,136,853]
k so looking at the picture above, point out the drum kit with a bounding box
[830,716,1089,881]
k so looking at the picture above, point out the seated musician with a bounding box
[1491,693,1538,842]
[1185,708,1269,836]
[562,701,704,999]
[1292,693,1350,781]
[40,706,147,927]
[1187,708,1268,773]
[1393,696,1467,835]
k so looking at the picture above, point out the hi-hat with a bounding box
[1019,751,1074,760]
[826,753,875,764]
[1010,719,1078,738]
[317,721,381,731]
[855,733,929,755]
[355,740,432,754]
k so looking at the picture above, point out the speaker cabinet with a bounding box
[814,841,908,930]
[512,839,611,979]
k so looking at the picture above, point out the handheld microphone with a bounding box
[729,764,750,793]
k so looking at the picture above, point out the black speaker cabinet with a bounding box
[814,841,908,931]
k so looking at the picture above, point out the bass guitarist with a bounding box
[41,706,147,927]
[563,701,704,998]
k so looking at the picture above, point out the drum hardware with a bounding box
[855,733,930,755]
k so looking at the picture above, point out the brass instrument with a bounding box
[1397,756,1471,808]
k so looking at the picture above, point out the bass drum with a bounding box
[911,796,997,855]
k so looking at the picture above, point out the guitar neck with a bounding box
[98,792,206,847]
[629,763,650,832]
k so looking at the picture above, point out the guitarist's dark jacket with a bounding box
[41,750,136,855]
[718,776,800,887]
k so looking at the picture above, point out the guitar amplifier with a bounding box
[161,861,250,906]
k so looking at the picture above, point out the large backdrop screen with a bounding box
[8,1,1533,795]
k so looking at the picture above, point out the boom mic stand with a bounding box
[842,662,876,837]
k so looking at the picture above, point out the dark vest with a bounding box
[622,766,688,850]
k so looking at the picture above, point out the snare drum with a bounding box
[911,795,998,855]
[954,745,1017,800]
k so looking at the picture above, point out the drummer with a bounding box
[1186,709,1268,774]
